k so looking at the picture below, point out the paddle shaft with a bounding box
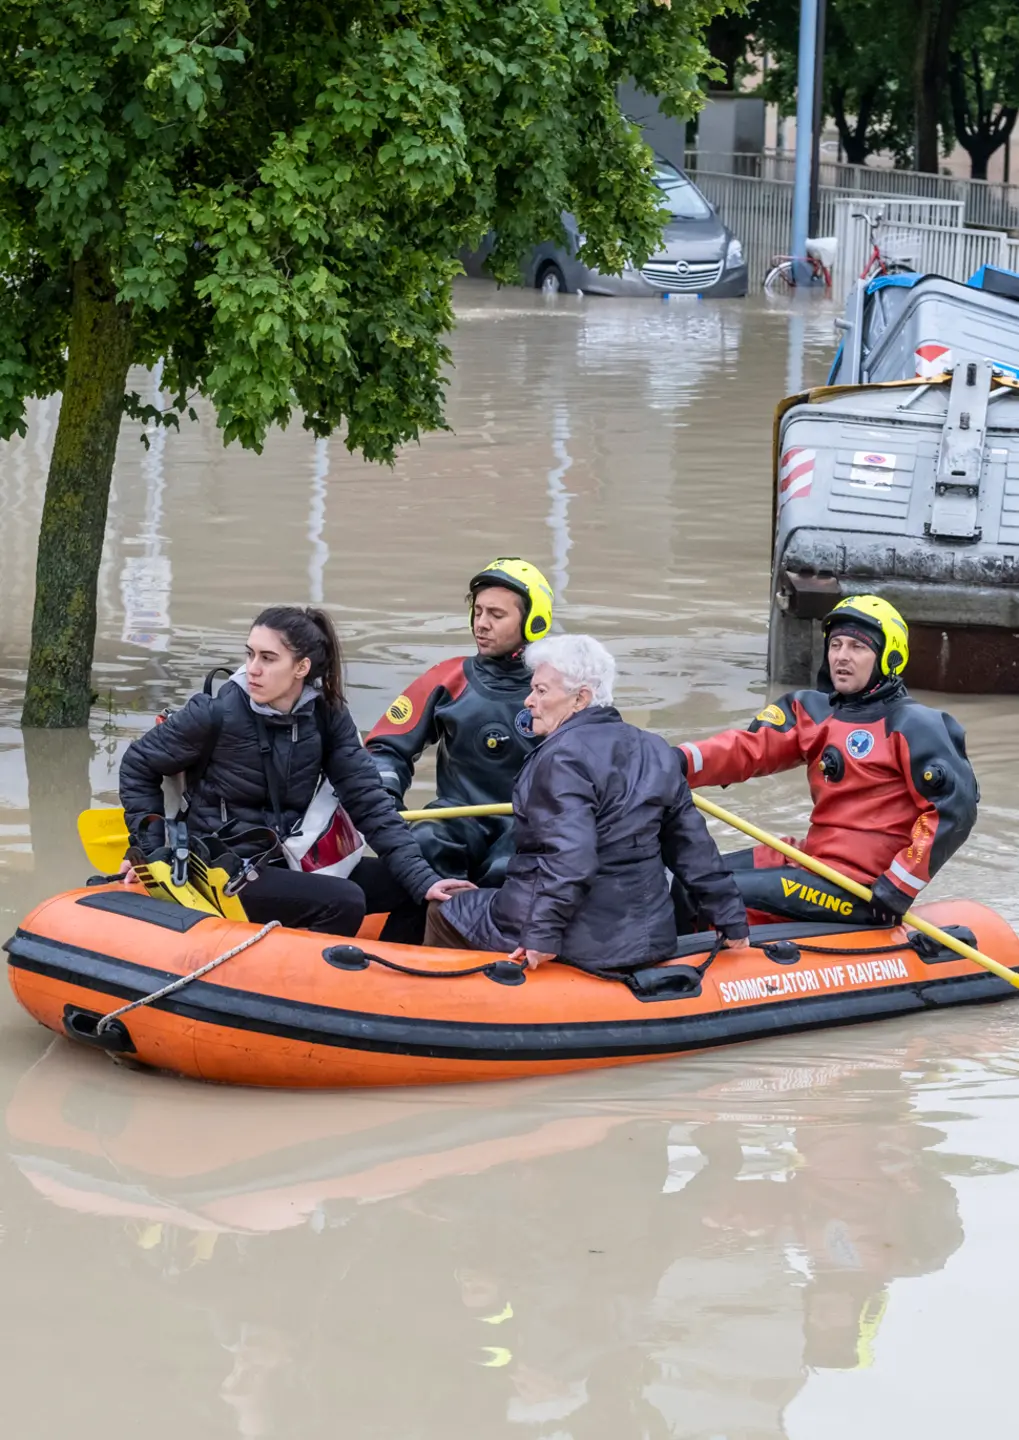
[692,792,1019,991]
[420,797,1019,988]
[77,801,513,871]
[78,798,1019,988]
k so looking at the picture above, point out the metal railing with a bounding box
[689,169,967,291]
[832,199,1016,295]
[685,150,1019,232]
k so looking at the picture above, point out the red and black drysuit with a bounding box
[676,674,978,927]
[366,652,536,884]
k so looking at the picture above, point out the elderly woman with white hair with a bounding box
[427,634,749,969]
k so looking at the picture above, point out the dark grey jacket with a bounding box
[443,706,748,966]
[119,680,441,902]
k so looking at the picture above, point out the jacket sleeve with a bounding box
[660,773,750,939]
[364,659,467,800]
[518,749,601,954]
[879,709,979,906]
[680,693,807,789]
[325,705,441,902]
[119,694,220,844]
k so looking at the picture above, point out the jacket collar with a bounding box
[229,667,320,719]
[472,649,531,678]
[828,673,907,711]
[532,704,622,747]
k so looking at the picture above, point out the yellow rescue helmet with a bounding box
[468,558,554,643]
[822,594,909,676]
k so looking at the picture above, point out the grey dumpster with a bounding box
[769,361,1019,692]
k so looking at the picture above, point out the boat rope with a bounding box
[324,945,527,981]
[774,937,921,958]
[95,920,282,1034]
[368,955,524,980]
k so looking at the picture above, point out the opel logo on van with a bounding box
[676,260,690,274]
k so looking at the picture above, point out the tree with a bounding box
[913,0,961,172]
[0,0,727,728]
[756,0,915,167]
[704,5,763,91]
[948,11,1019,178]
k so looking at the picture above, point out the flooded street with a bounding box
[2,284,1019,1436]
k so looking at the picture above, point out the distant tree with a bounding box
[0,0,729,727]
[948,10,1019,178]
[913,0,962,172]
[757,0,913,166]
[704,5,763,91]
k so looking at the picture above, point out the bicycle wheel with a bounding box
[764,259,796,295]
[765,259,794,295]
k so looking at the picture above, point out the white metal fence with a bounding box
[831,199,1017,295]
[689,169,968,292]
[687,150,1019,232]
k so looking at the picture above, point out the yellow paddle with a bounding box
[691,792,1019,991]
[402,795,1019,989]
[77,795,1019,989]
[76,801,525,875]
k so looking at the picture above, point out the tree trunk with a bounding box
[964,112,1019,180]
[949,48,1018,181]
[21,254,133,728]
[914,0,959,172]
[831,83,876,166]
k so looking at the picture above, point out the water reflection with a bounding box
[545,403,573,601]
[308,437,330,607]
[4,1033,1016,1438]
[120,363,173,654]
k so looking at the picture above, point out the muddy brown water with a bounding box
[2,285,1019,1437]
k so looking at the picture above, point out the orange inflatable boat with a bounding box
[5,886,1018,1087]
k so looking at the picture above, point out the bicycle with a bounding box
[764,237,836,295]
[853,210,918,281]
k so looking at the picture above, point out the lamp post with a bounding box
[791,0,819,283]
[808,0,828,236]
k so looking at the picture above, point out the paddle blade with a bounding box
[77,808,130,874]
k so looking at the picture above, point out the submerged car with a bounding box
[462,159,747,299]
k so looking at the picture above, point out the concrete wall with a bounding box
[617,80,687,168]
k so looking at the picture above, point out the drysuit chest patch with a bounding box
[846,728,876,760]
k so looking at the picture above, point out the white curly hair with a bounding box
[524,634,616,706]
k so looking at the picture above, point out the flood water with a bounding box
[2,285,1019,1436]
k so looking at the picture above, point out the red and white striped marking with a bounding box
[779,447,816,504]
[915,341,952,379]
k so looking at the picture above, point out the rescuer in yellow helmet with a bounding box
[674,594,978,929]
[366,559,554,889]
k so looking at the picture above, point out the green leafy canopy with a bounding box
[0,0,727,462]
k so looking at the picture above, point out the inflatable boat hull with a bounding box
[5,887,1018,1087]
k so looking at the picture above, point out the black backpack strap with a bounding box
[203,666,234,695]
[313,697,331,776]
[251,711,287,837]
[247,698,331,839]
[177,698,224,821]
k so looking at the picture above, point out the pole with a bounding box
[808,0,827,236]
[791,0,819,282]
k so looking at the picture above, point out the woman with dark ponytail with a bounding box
[120,605,472,938]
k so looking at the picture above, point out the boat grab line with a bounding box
[95,920,282,1035]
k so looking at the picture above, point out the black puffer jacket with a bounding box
[444,706,748,967]
[119,679,440,902]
